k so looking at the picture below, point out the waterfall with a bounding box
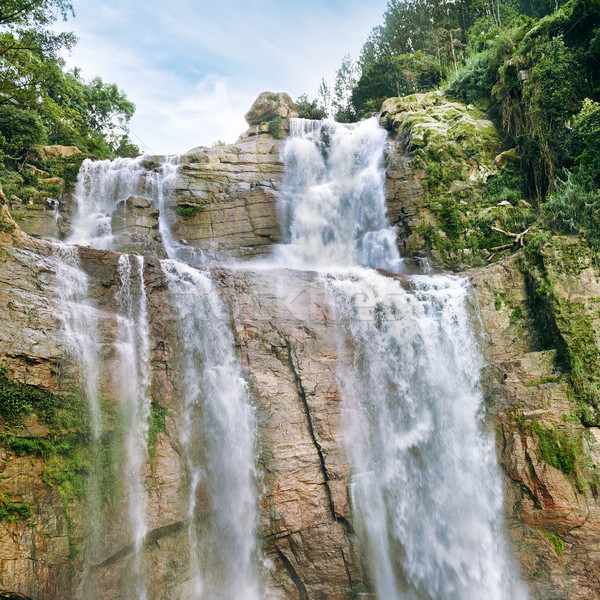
[162,260,261,599]
[276,117,402,271]
[280,118,528,599]
[325,270,527,599]
[69,157,147,249]
[64,149,261,595]
[42,107,528,599]
[115,254,151,600]
[68,155,181,258]
[51,243,104,593]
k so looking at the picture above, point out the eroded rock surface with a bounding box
[0,216,364,598]
[474,243,600,599]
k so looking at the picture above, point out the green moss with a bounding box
[531,421,577,476]
[524,376,560,387]
[509,305,523,324]
[174,204,203,218]
[0,364,86,429]
[543,529,565,556]
[0,212,15,234]
[494,293,502,310]
[0,493,32,523]
[148,402,168,476]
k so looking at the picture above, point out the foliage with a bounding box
[0,493,32,523]
[545,174,600,252]
[0,363,84,427]
[352,52,442,117]
[0,0,138,163]
[532,421,578,475]
[174,204,203,217]
[570,98,600,185]
[333,55,359,122]
[0,105,46,155]
[0,211,15,234]
[543,529,565,555]
[147,401,168,459]
[296,94,327,120]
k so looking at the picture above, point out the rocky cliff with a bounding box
[1,91,599,599]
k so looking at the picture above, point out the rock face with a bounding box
[244,92,299,125]
[111,196,165,256]
[171,135,285,259]
[473,239,600,599]
[0,217,365,598]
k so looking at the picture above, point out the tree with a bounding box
[0,0,138,158]
[296,94,328,120]
[351,52,442,117]
[0,104,45,155]
[0,0,73,28]
[333,55,359,122]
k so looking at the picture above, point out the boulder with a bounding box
[244,92,298,125]
[38,145,82,159]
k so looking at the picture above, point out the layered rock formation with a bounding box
[172,134,284,259]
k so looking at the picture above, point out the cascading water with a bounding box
[69,157,147,249]
[47,106,527,598]
[68,155,182,258]
[325,271,528,599]
[276,117,402,271]
[279,117,528,599]
[61,145,261,595]
[162,260,262,600]
[114,254,151,600]
[51,243,104,596]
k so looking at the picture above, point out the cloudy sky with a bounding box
[56,0,389,155]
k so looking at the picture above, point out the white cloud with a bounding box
[132,75,251,154]
[56,0,389,154]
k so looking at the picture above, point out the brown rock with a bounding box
[38,145,82,159]
[244,92,298,125]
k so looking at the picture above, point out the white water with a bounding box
[68,155,181,257]
[52,244,102,441]
[115,254,151,600]
[276,117,402,271]
[51,243,104,588]
[162,260,261,600]
[281,118,528,599]
[69,157,147,249]
[48,111,527,598]
[325,270,527,600]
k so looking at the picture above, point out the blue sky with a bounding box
[57,0,389,155]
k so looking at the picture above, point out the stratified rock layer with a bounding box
[173,133,285,260]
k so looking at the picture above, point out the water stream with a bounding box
[115,254,151,599]
[281,117,528,599]
[162,260,261,600]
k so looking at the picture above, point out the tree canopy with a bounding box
[0,0,138,162]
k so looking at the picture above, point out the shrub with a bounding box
[268,115,283,139]
[545,173,600,251]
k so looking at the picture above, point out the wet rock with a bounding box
[111,196,166,257]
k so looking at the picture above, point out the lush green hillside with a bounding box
[304,0,600,255]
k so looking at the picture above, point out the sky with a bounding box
[55,0,389,155]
